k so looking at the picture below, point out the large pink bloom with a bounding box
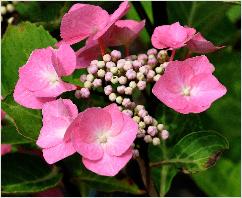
[14,44,76,109]
[59,1,130,46]
[76,19,145,68]
[66,103,138,176]
[186,32,225,53]
[151,22,196,50]
[36,99,78,164]
[152,56,227,114]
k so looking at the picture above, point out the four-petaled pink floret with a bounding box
[152,56,227,114]
[66,103,138,176]
[13,44,77,109]
[36,98,78,164]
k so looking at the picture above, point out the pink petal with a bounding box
[91,1,130,40]
[13,79,55,109]
[68,3,86,13]
[105,114,138,156]
[103,103,124,136]
[19,48,55,92]
[37,117,71,148]
[108,19,145,46]
[51,44,76,76]
[76,41,101,69]
[42,99,78,122]
[60,5,110,45]
[187,32,225,53]
[33,80,76,98]
[42,141,76,164]
[1,144,11,156]
[82,148,132,176]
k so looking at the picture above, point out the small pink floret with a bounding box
[152,56,227,114]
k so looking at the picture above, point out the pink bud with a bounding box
[80,88,90,98]
[148,58,157,67]
[111,50,121,60]
[132,60,142,69]
[122,98,131,108]
[87,65,98,74]
[161,130,169,140]
[106,61,116,69]
[137,81,146,90]
[144,115,153,124]
[104,85,112,95]
[124,87,132,95]
[147,48,158,55]
[139,66,149,75]
[122,109,133,117]
[90,60,98,66]
[138,109,148,117]
[117,85,126,94]
[126,69,136,80]
[105,72,113,81]
[147,70,155,79]
[93,79,102,87]
[147,126,158,136]
[74,90,81,99]
[118,76,127,85]
[138,54,148,61]
[80,74,87,82]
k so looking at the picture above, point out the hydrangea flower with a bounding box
[66,103,138,176]
[59,1,130,46]
[36,99,78,164]
[152,56,227,114]
[1,144,11,156]
[151,22,196,50]
[186,32,225,53]
[14,44,76,109]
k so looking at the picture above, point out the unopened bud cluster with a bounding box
[1,1,17,24]
[75,49,170,145]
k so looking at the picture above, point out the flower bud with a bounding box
[138,54,148,61]
[86,74,94,82]
[157,50,168,63]
[109,93,117,101]
[137,72,144,81]
[129,81,137,89]
[157,124,164,131]
[103,54,111,62]
[106,61,116,69]
[90,60,98,66]
[117,59,126,68]
[147,48,158,55]
[138,109,148,117]
[87,65,98,74]
[135,105,144,111]
[123,61,133,71]
[116,96,123,104]
[139,66,149,74]
[133,60,142,69]
[118,76,127,85]
[111,50,121,61]
[144,115,153,124]
[7,17,14,24]
[126,69,136,80]
[80,88,90,98]
[144,135,152,143]
[137,81,146,90]
[133,116,140,123]
[122,98,131,108]
[97,61,105,68]
[161,130,169,140]
[148,58,157,67]
[132,149,139,158]
[1,6,7,15]
[110,66,118,74]
[153,119,158,126]
[152,137,161,146]
[147,126,158,136]
[139,121,146,129]
[111,76,119,84]
[155,66,163,74]
[92,79,102,87]
[84,81,92,89]
[117,85,126,94]
[97,69,105,78]
[80,74,87,82]
[74,90,81,99]
[124,87,132,95]
[122,109,133,117]
[153,74,161,82]
[104,85,112,95]
[6,4,14,13]
[105,72,113,81]
[147,70,155,79]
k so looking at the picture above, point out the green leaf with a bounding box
[171,131,229,173]
[2,153,62,195]
[62,69,86,87]
[1,94,42,141]
[63,155,144,195]
[167,2,239,45]
[192,159,240,196]
[1,115,32,144]
[1,22,57,97]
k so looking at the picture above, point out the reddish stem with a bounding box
[185,50,192,59]
[98,38,106,56]
[169,49,176,61]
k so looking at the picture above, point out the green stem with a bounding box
[159,141,168,196]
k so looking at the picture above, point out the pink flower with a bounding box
[59,1,130,46]
[186,32,225,53]
[14,44,76,109]
[108,19,145,47]
[151,22,196,50]
[66,103,138,176]
[1,144,11,156]
[152,56,227,114]
[36,99,78,164]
